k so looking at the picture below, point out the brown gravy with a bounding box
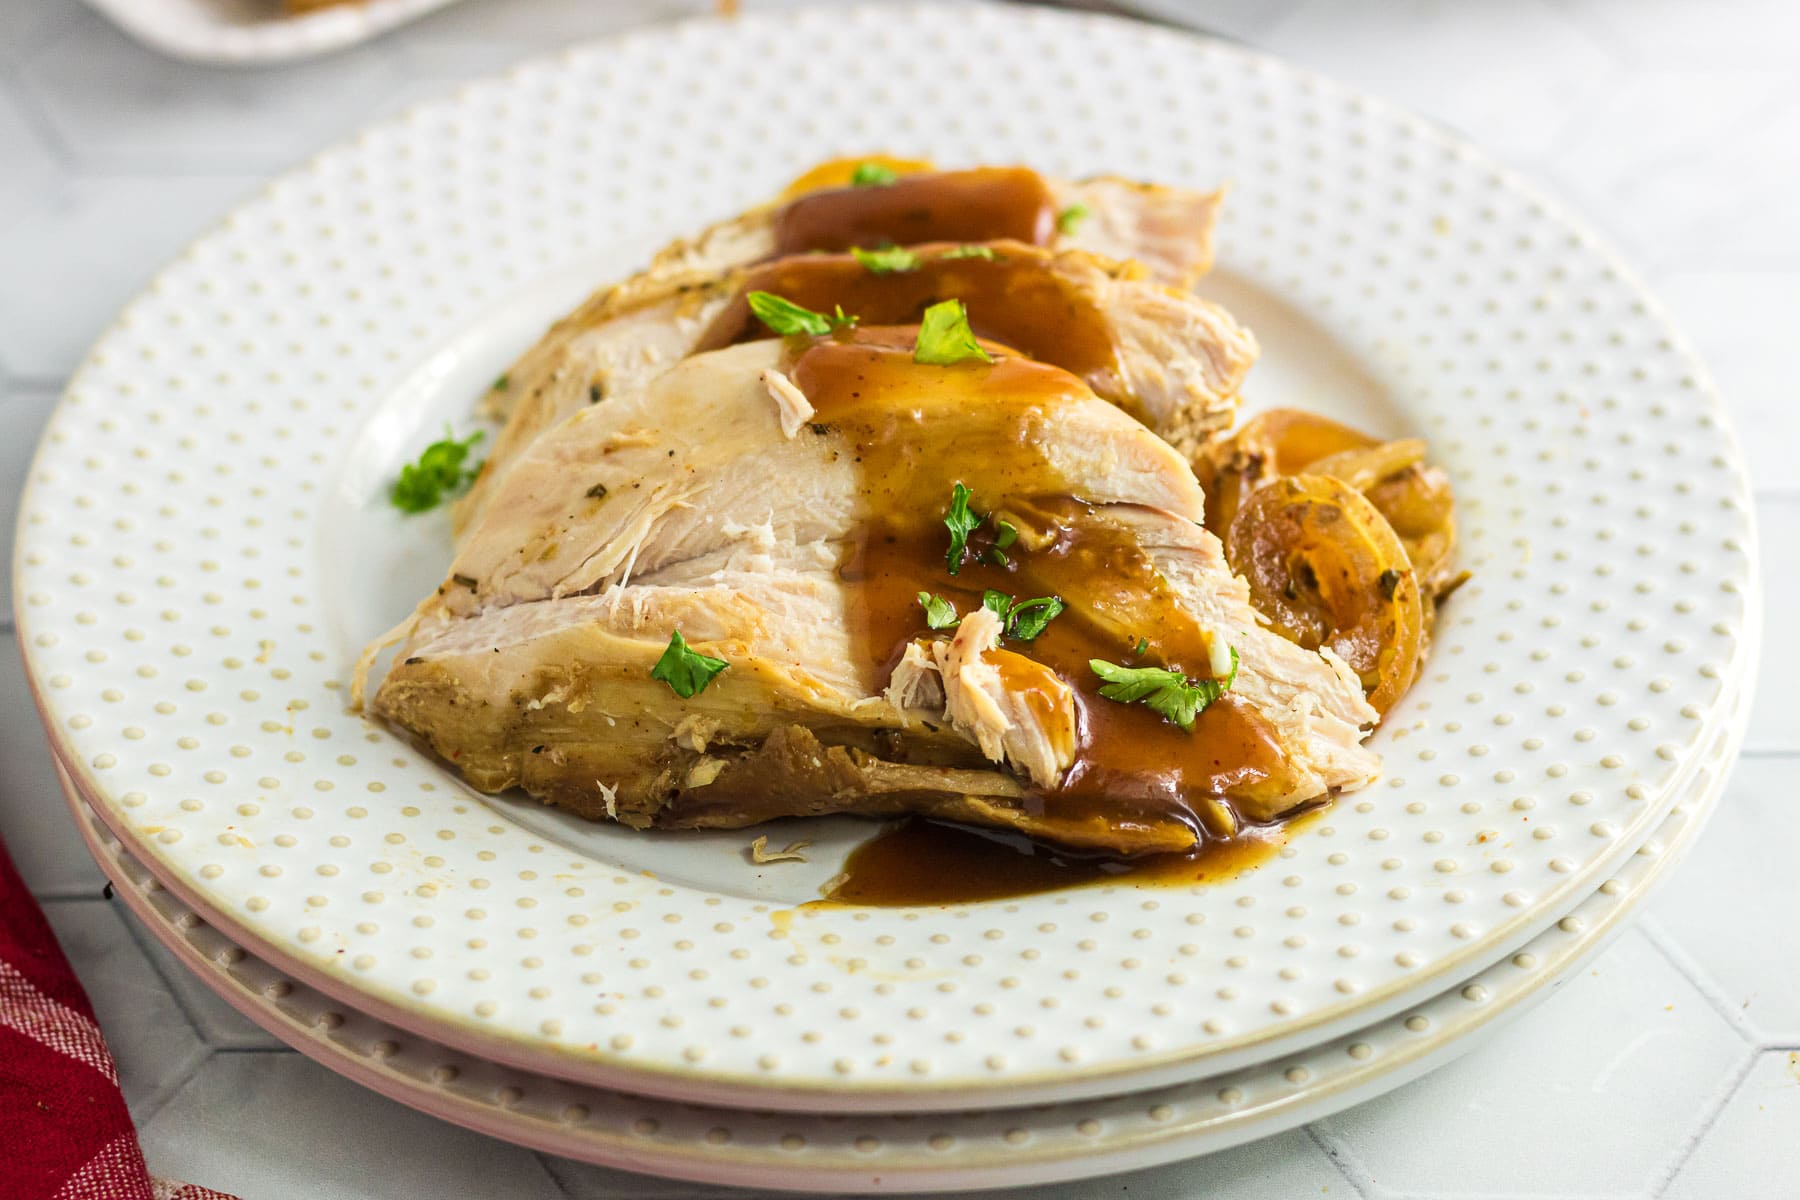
[790,332,1294,857]
[772,167,1058,257]
[819,815,1303,907]
[695,244,1122,405]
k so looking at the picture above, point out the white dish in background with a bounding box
[14,3,1758,1111]
[57,687,1747,1192]
[79,0,463,64]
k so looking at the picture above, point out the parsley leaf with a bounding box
[1056,202,1091,235]
[914,298,992,366]
[649,630,729,698]
[917,592,960,630]
[979,590,1064,641]
[390,427,484,514]
[850,161,899,187]
[944,482,981,575]
[851,245,922,274]
[1088,648,1237,731]
[1006,596,1064,641]
[941,244,1001,261]
[987,518,1019,566]
[746,290,857,337]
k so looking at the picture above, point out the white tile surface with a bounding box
[1663,1050,1800,1200]
[0,83,59,228]
[0,1,1793,1196]
[1118,0,1310,44]
[0,634,103,898]
[1565,0,1800,71]
[1655,271,1800,494]
[0,383,58,618]
[121,910,289,1051]
[19,9,404,172]
[1257,0,1619,160]
[1546,68,1800,272]
[138,1052,567,1200]
[0,0,79,68]
[1315,929,1750,1197]
[1646,757,1800,1044]
[390,0,701,79]
[42,898,209,1116]
[0,173,261,379]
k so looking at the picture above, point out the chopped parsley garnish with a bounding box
[941,244,1000,261]
[1134,637,1149,656]
[914,299,992,366]
[1005,596,1064,641]
[746,290,857,337]
[917,591,960,630]
[849,161,899,187]
[1088,648,1238,731]
[649,630,728,698]
[980,590,1064,641]
[491,373,510,392]
[943,482,981,575]
[851,245,921,274]
[390,427,484,514]
[988,519,1019,566]
[1056,202,1091,235]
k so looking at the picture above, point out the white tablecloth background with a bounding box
[0,1,1794,1196]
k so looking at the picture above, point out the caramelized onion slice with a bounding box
[1225,474,1425,716]
[1195,408,1379,536]
[1364,463,1458,593]
[1307,438,1427,493]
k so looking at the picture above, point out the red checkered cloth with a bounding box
[0,839,239,1200]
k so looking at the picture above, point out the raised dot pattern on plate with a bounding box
[59,694,1742,1191]
[13,2,1756,1108]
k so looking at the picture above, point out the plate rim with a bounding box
[58,685,1749,1192]
[13,0,1764,1110]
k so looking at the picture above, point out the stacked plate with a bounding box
[14,5,1759,1192]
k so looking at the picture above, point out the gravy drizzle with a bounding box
[695,243,1121,404]
[772,166,1058,257]
[790,331,1294,863]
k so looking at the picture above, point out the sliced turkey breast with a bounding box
[454,241,1257,537]
[636,165,1222,298]
[372,333,1376,856]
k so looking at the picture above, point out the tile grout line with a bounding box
[525,1150,584,1199]
[35,892,108,905]
[1636,914,1768,1043]
[0,64,78,172]
[112,897,235,1049]
[1305,1122,1380,1199]
[1649,1042,1762,1198]
[207,1045,303,1055]
[122,1041,211,1131]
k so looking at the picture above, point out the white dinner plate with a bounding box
[57,681,1747,1192]
[14,2,1758,1111]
